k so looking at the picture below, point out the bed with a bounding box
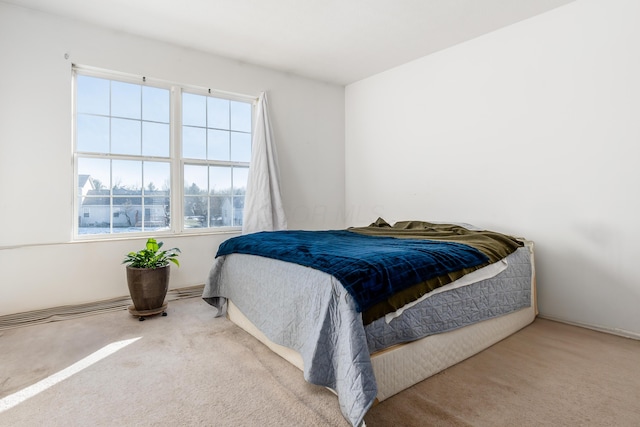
[203,219,537,426]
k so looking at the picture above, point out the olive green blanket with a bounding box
[350,218,524,324]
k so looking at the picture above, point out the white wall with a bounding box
[346,0,640,337]
[0,3,345,316]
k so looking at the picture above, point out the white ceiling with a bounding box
[4,0,574,85]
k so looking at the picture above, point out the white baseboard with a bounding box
[0,284,204,331]
[538,314,640,341]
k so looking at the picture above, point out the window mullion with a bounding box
[109,159,114,234]
[171,86,183,233]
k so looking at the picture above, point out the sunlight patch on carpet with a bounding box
[0,337,141,413]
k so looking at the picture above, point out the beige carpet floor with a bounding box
[1,297,639,426]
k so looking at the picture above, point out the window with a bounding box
[74,67,254,238]
[182,93,252,228]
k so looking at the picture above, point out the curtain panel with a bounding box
[242,92,287,234]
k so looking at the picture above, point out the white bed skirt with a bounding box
[370,304,535,401]
[228,297,536,403]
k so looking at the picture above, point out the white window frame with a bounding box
[72,65,256,240]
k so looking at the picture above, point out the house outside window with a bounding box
[73,66,253,238]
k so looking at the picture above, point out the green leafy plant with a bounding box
[122,238,181,269]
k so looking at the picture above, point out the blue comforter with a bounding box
[216,230,489,313]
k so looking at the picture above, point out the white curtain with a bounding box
[242,92,288,234]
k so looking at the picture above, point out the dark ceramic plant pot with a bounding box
[126,265,170,312]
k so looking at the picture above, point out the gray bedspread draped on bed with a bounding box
[204,253,377,427]
[203,244,532,426]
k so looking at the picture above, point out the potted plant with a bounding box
[123,238,181,321]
